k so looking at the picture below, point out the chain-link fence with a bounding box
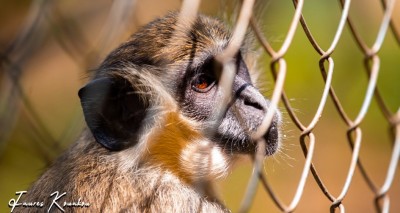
[1,0,399,212]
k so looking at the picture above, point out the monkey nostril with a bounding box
[244,99,264,111]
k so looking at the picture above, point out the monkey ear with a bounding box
[78,77,148,151]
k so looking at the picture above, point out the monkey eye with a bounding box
[192,74,216,92]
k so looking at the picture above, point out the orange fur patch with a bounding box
[145,112,202,184]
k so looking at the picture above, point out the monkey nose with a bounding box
[238,85,268,114]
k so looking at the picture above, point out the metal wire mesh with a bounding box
[0,0,399,212]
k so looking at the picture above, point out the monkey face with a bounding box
[178,53,280,156]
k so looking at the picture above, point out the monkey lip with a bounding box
[261,123,280,156]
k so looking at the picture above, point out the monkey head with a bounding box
[78,13,280,158]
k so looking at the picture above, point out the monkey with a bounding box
[17,12,281,212]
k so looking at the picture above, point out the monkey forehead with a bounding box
[100,12,232,70]
[160,14,231,64]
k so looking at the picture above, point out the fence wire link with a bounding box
[1,0,399,212]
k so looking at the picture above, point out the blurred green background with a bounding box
[1,0,399,212]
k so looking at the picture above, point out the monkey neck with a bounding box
[143,111,230,196]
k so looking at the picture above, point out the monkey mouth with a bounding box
[217,121,280,156]
[262,122,280,156]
